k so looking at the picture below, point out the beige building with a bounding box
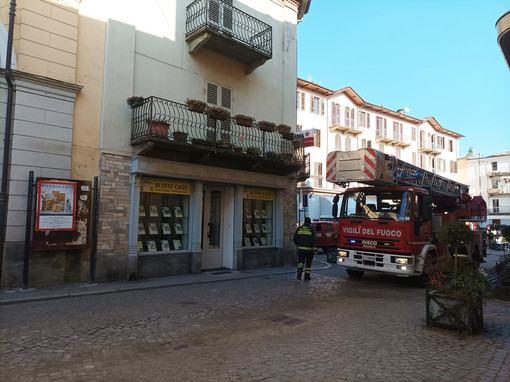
[0,0,310,289]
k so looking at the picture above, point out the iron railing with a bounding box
[130,96,304,167]
[186,0,272,58]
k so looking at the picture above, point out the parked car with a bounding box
[311,220,340,262]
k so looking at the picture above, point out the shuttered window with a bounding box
[206,81,232,141]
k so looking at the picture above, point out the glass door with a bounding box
[202,188,223,269]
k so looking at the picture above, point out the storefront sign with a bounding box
[244,188,274,200]
[36,180,77,231]
[140,179,191,195]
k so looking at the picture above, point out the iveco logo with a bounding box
[362,240,377,246]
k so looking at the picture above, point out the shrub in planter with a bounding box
[234,114,254,127]
[206,106,230,121]
[246,146,262,156]
[276,124,291,134]
[186,98,207,113]
[425,221,489,333]
[126,96,144,108]
[215,139,232,150]
[257,120,276,132]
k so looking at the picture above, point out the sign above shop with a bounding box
[140,179,191,195]
[244,188,274,200]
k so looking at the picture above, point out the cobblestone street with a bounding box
[1,265,510,382]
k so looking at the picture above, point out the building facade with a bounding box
[458,151,510,226]
[0,0,310,289]
[296,78,462,220]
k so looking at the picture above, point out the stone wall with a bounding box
[95,153,132,282]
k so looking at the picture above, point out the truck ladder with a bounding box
[387,155,469,198]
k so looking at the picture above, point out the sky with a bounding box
[297,0,510,158]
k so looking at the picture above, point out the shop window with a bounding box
[243,188,274,247]
[138,179,190,253]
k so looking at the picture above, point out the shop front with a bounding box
[127,157,288,280]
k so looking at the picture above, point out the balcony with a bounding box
[390,134,411,147]
[130,97,304,177]
[186,0,272,74]
[418,142,433,153]
[329,119,364,135]
[489,207,510,215]
[375,131,392,143]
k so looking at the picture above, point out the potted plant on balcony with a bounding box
[425,221,488,333]
[206,106,230,121]
[215,139,232,151]
[277,124,293,140]
[126,96,144,109]
[147,119,170,137]
[234,114,254,127]
[186,98,207,113]
[173,131,188,143]
[257,120,276,132]
[246,146,262,157]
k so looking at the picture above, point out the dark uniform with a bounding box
[293,217,318,280]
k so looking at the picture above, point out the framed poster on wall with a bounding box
[32,178,92,251]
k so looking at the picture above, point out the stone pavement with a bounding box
[1,257,510,382]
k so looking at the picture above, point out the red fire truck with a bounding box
[326,148,487,279]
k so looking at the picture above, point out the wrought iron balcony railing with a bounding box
[130,96,304,175]
[186,0,272,73]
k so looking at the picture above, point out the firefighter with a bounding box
[293,217,318,281]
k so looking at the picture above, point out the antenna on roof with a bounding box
[404,106,409,113]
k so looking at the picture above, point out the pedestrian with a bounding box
[293,217,318,281]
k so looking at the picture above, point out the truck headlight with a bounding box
[337,250,349,257]
[395,258,409,264]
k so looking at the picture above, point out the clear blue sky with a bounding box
[297,1,510,158]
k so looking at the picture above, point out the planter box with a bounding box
[426,289,483,333]
[148,121,169,137]
[173,131,188,143]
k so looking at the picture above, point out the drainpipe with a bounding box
[0,0,17,285]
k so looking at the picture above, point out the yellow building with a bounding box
[0,0,311,289]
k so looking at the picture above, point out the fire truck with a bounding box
[326,148,487,279]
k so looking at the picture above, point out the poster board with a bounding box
[32,178,92,251]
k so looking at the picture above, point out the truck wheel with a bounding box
[346,269,364,278]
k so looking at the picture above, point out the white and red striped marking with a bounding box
[364,149,376,179]
[326,152,337,181]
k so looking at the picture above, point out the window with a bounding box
[243,188,274,246]
[492,179,498,189]
[450,160,458,173]
[345,107,351,127]
[297,91,305,110]
[138,178,190,253]
[396,147,401,159]
[492,199,499,214]
[314,129,321,148]
[420,154,425,168]
[331,102,340,125]
[448,139,453,152]
[207,81,232,140]
[367,140,372,148]
[378,143,384,152]
[412,127,416,141]
[310,96,324,114]
[313,162,323,188]
[335,134,342,150]
[345,136,351,151]
[361,139,366,149]
[412,152,417,165]
[393,122,403,141]
[376,116,387,138]
[296,124,302,132]
[492,161,498,171]
[358,111,368,128]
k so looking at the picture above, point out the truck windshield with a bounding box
[340,189,413,222]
